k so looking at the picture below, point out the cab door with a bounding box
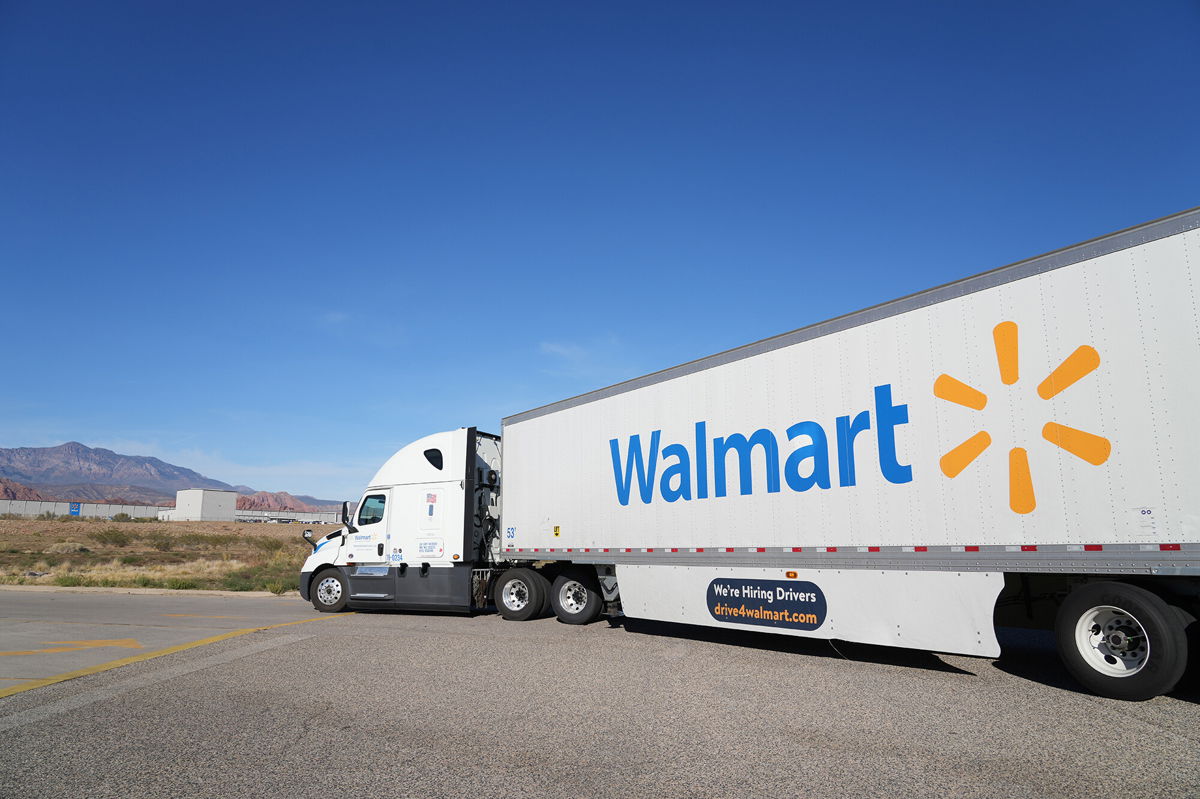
[346,490,394,603]
[347,491,390,563]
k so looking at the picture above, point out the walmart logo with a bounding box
[608,321,1111,511]
[934,321,1111,514]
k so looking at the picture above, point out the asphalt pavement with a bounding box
[0,587,1197,799]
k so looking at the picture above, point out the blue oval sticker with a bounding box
[706,578,826,630]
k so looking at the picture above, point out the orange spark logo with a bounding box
[934,321,1111,514]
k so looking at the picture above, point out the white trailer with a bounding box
[300,207,1200,700]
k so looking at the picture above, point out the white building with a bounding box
[165,489,237,522]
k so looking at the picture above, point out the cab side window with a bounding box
[358,494,386,526]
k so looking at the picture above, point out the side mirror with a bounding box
[341,501,357,533]
[302,529,316,551]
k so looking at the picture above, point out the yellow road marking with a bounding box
[0,614,354,700]
[159,614,244,619]
[0,639,144,657]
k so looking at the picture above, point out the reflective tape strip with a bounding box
[508,542,1179,557]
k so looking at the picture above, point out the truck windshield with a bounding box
[357,495,386,525]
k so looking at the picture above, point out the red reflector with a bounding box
[755,547,765,552]
[1084,544,1103,552]
[1021,545,1037,552]
[792,547,803,552]
[566,548,573,552]
[965,546,980,552]
[671,548,678,552]
[1161,544,1182,551]
[914,546,928,552]
[696,547,705,552]
[868,546,880,552]
[603,548,610,552]
[623,548,631,552]
[725,547,734,552]
[826,547,838,553]
[584,548,590,552]
[646,548,654,552]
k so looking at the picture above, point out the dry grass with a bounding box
[0,519,334,593]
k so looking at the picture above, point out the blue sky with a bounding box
[2,1,1197,500]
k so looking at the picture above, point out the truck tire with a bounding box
[311,569,348,613]
[550,571,603,625]
[495,568,549,621]
[1055,581,1188,701]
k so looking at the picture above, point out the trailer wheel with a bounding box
[550,571,603,625]
[494,568,549,621]
[1055,581,1187,701]
[311,569,348,613]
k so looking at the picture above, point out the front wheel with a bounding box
[550,571,603,625]
[311,569,348,612]
[1055,581,1187,701]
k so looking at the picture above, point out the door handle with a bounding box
[377,543,384,557]
[420,563,430,576]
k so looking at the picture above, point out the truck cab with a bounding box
[298,427,501,613]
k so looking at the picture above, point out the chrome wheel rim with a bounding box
[316,575,342,606]
[501,578,529,611]
[1074,605,1149,677]
[558,580,588,614]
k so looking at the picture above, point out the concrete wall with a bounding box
[0,499,168,519]
[0,498,341,524]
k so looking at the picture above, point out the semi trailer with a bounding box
[299,207,1200,701]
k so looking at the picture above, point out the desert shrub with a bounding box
[178,533,237,549]
[221,573,256,591]
[44,542,90,554]
[164,578,199,590]
[119,554,145,565]
[264,579,289,595]
[111,513,133,523]
[132,517,156,523]
[0,512,23,520]
[53,575,85,587]
[90,528,132,547]
[252,537,286,553]
[142,532,174,551]
[36,512,57,521]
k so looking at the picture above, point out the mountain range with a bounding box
[0,442,340,511]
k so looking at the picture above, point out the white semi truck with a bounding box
[300,207,1200,701]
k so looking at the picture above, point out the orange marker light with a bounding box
[785,571,798,579]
